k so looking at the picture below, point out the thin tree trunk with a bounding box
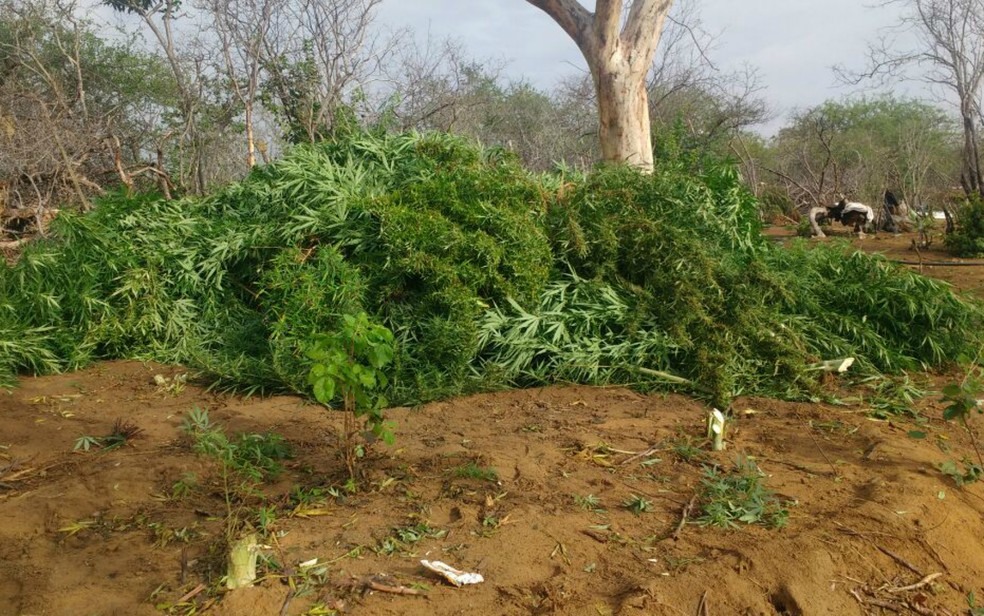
[963,110,984,196]
[245,102,256,168]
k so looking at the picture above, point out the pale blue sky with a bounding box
[377,1,919,134]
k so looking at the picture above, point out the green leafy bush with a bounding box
[697,458,788,529]
[0,133,551,401]
[1,130,982,408]
[308,312,395,478]
[945,196,984,257]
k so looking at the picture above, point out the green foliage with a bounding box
[573,494,603,512]
[73,418,143,452]
[867,375,927,420]
[0,133,551,403]
[968,591,984,616]
[939,372,984,484]
[376,523,447,556]
[622,494,653,515]
[941,377,983,423]
[696,458,788,529]
[307,312,395,445]
[767,241,982,376]
[939,460,982,486]
[478,275,673,388]
[182,407,291,482]
[772,96,957,205]
[450,462,498,482]
[945,196,984,257]
[1,129,982,410]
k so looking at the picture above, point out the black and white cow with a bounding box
[810,198,875,239]
[826,198,875,237]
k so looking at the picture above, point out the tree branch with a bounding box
[624,0,675,71]
[593,0,623,50]
[524,0,592,50]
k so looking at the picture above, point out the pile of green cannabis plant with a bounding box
[2,130,981,406]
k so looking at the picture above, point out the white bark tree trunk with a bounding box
[595,62,653,168]
[525,0,674,172]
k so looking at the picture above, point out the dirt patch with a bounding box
[2,231,984,616]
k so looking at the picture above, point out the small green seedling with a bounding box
[968,591,984,616]
[307,312,395,479]
[451,462,498,482]
[73,418,143,452]
[573,494,603,512]
[623,494,653,515]
[696,458,788,529]
[940,374,984,485]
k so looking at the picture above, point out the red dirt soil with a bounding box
[2,230,984,616]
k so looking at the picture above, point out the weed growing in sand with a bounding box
[968,591,984,616]
[670,436,707,463]
[182,407,291,482]
[451,462,499,482]
[73,418,143,452]
[940,372,984,485]
[375,522,447,556]
[307,312,395,480]
[623,495,653,515]
[181,405,291,551]
[170,473,197,499]
[696,457,788,529]
[73,434,101,452]
[573,493,604,512]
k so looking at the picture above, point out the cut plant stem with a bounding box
[707,409,726,451]
[227,533,259,590]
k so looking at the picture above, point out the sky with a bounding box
[376,0,922,135]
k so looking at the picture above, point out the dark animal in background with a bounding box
[885,190,900,211]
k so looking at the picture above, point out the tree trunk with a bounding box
[595,62,653,169]
[245,102,257,168]
[524,0,674,172]
[961,110,984,196]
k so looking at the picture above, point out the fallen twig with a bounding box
[365,579,424,596]
[620,445,666,466]
[763,457,831,476]
[696,590,709,616]
[674,494,699,540]
[876,546,924,577]
[177,583,207,604]
[795,411,839,476]
[887,572,942,593]
[865,597,903,612]
[848,588,867,606]
[279,587,295,616]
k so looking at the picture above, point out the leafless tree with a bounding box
[849,0,984,197]
[381,36,507,133]
[259,0,395,143]
[104,0,215,193]
[201,0,284,168]
[0,0,110,221]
